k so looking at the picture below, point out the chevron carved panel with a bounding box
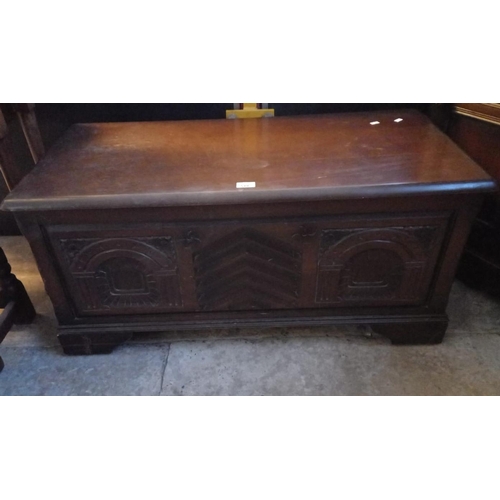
[193,228,302,311]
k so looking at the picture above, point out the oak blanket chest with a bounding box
[2,110,495,354]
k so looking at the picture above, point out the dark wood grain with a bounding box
[2,110,494,212]
[2,111,495,353]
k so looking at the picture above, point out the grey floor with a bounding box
[1,236,500,396]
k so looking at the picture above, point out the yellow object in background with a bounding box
[226,103,275,119]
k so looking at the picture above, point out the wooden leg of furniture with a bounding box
[0,302,16,334]
[0,302,17,373]
[371,317,448,345]
[0,248,36,323]
[11,281,36,324]
[0,248,36,372]
[58,330,133,355]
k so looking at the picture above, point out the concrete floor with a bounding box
[1,236,499,396]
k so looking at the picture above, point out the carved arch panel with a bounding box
[316,226,444,305]
[57,237,182,314]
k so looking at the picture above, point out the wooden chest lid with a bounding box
[2,110,495,212]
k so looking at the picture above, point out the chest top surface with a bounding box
[2,109,495,212]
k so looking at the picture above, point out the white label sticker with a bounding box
[236,182,256,188]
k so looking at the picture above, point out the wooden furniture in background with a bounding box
[2,110,495,355]
[0,107,37,371]
[0,108,26,190]
[12,104,46,164]
[0,247,36,371]
[448,104,500,295]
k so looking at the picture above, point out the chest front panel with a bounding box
[46,211,451,318]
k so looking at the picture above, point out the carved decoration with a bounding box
[58,237,182,312]
[193,228,302,311]
[292,224,317,241]
[182,230,201,248]
[316,226,440,304]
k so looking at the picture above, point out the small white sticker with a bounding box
[236,182,256,188]
[370,121,380,125]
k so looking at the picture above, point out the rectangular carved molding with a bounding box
[316,225,444,305]
[57,236,182,313]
